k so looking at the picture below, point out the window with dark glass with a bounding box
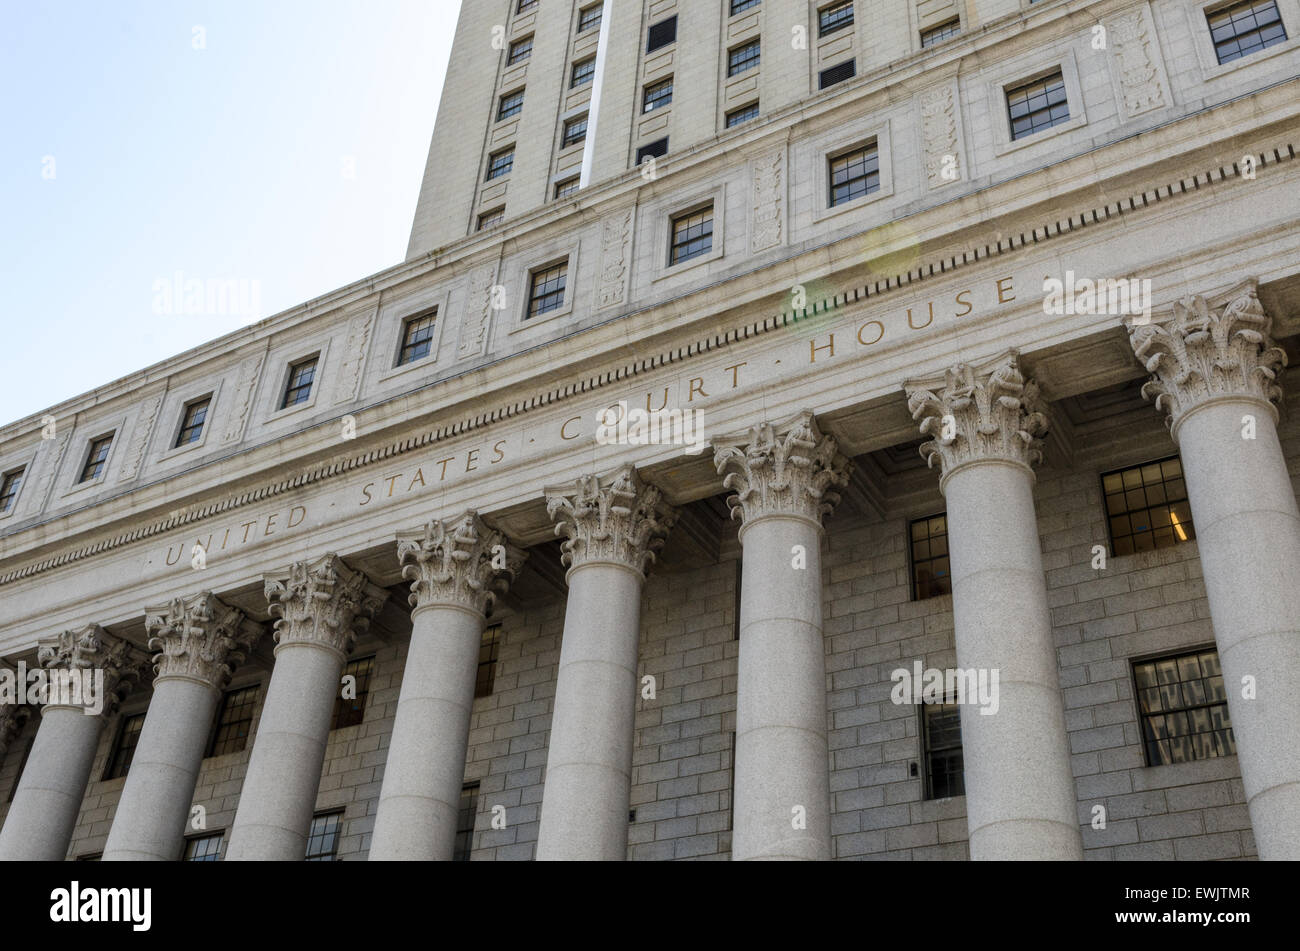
[923,700,965,799]
[497,88,525,121]
[105,712,146,780]
[1102,457,1194,556]
[647,16,677,52]
[175,397,210,448]
[554,176,580,200]
[79,434,114,483]
[476,624,501,698]
[578,3,603,33]
[281,357,317,409]
[643,77,673,112]
[819,59,856,88]
[819,0,855,35]
[478,207,505,231]
[527,262,567,319]
[731,0,761,13]
[910,514,950,600]
[454,782,480,861]
[726,102,760,128]
[331,655,375,730]
[829,142,879,206]
[208,684,258,757]
[1208,0,1288,63]
[183,834,223,862]
[77,853,103,861]
[507,35,533,65]
[1135,649,1235,766]
[306,812,343,861]
[921,17,961,47]
[0,467,24,513]
[571,56,596,88]
[487,147,515,181]
[562,114,588,148]
[728,39,761,75]
[516,0,537,12]
[670,205,714,265]
[636,137,669,165]
[1006,70,1070,140]
[397,312,437,366]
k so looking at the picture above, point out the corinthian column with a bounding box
[103,593,261,861]
[714,411,850,860]
[370,512,524,861]
[906,353,1082,860]
[0,627,149,861]
[536,465,677,860]
[1129,280,1300,860]
[226,554,386,861]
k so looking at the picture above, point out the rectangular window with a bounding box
[571,57,596,88]
[636,137,669,165]
[731,0,761,13]
[105,712,146,780]
[281,356,317,409]
[486,147,515,181]
[1006,70,1070,140]
[1208,0,1288,63]
[331,655,375,729]
[819,59,856,89]
[497,88,525,121]
[183,834,223,862]
[923,700,965,799]
[670,205,714,265]
[507,36,533,65]
[454,782,480,861]
[829,142,879,206]
[527,262,567,319]
[819,0,855,36]
[728,39,761,76]
[1135,649,1235,765]
[921,17,961,47]
[1102,457,1195,556]
[477,207,505,231]
[562,114,588,148]
[175,397,211,447]
[0,467,25,513]
[516,0,537,12]
[79,434,114,483]
[726,101,760,127]
[306,812,343,861]
[476,624,502,698]
[643,77,673,112]
[397,312,436,366]
[647,16,677,52]
[578,3,603,33]
[909,513,951,600]
[208,685,258,757]
[554,176,580,200]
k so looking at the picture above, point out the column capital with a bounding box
[1128,279,1288,435]
[545,465,678,576]
[144,592,263,691]
[905,350,1048,483]
[35,625,150,716]
[397,511,526,615]
[264,554,388,658]
[713,410,851,528]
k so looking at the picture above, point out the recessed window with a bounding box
[476,624,502,698]
[562,114,589,148]
[397,312,437,367]
[175,397,211,448]
[731,0,761,13]
[819,0,855,36]
[0,467,25,513]
[571,56,596,88]
[516,0,537,13]
[1135,649,1235,765]
[1006,70,1070,140]
[208,685,258,757]
[487,147,515,181]
[578,3,603,33]
[726,102,760,128]
[306,812,343,861]
[829,142,879,206]
[507,35,533,65]
[921,17,961,47]
[79,434,114,483]
[554,176,580,200]
[478,207,505,231]
[923,700,965,799]
[728,39,761,76]
[636,137,669,165]
[819,59,856,89]
[281,356,318,409]
[527,262,568,319]
[1207,0,1288,63]
[647,16,677,52]
[497,88,525,121]
[454,782,480,861]
[331,655,375,729]
[643,77,673,113]
[1102,457,1195,556]
[183,834,223,862]
[105,712,146,780]
[909,514,950,600]
[670,205,714,265]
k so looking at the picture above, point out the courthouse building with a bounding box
[2,0,1300,862]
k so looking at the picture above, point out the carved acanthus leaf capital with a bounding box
[546,465,678,576]
[397,511,526,615]
[905,351,1049,477]
[1128,280,1287,433]
[144,592,263,690]
[712,410,852,526]
[264,554,387,657]
[36,625,150,716]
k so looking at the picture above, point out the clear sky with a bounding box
[0,0,461,426]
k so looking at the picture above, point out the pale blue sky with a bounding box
[0,0,461,425]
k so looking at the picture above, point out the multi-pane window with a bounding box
[1208,0,1288,63]
[829,142,879,206]
[208,685,258,757]
[478,207,505,231]
[305,812,343,861]
[0,467,24,513]
[923,700,965,799]
[476,624,502,698]
[819,0,855,36]
[554,176,580,200]
[643,77,673,113]
[1006,70,1070,140]
[670,205,714,265]
[922,18,962,47]
[397,312,436,366]
[578,3,603,33]
[731,0,761,12]
[527,262,567,319]
[332,655,375,730]
[507,36,533,65]
[1135,649,1235,766]
[562,114,588,148]
[726,102,760,127]
[910,514,951,600]
[105,712,146,780]
[487,147,515,181]
[728,40,761,76]
[1103,457,1195,556]
[281,357,317,409]
[571,56,596,88]
[819,59,856,89]
[516,0,537,12]
[454,783,480,861]
[175,397,210,447]
[183,834,223,862]
[647,16,677,52]
[497,88,525,121]
[79,434,114,483]
[637,137,669,165]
